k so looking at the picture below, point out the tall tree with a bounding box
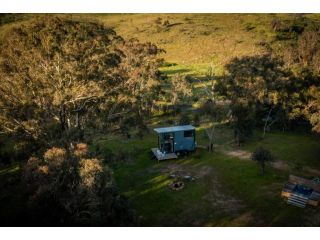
[217,55,292,141]
[108,38,164,136]
[0,16,164,141]
[303,86,320,134]
[0,16,121,140]
[281,29,320,132]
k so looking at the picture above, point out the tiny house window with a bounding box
[184,130,194,138]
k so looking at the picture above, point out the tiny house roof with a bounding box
[153,125,195,134]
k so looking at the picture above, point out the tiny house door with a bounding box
[163,132,174,153]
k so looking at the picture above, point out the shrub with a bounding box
[23,143,135,226]
[44,147,66,166]
[251,147,274,175]
[74,143,89,157]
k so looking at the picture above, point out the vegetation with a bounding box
[251,147,274,175]
[23,143,135,226]
[1,13,320,226]
[0,16,163,142]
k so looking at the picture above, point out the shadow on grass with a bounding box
[160,68,191,76]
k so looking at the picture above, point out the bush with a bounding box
[23,143,135,226]
[251,147,274,175]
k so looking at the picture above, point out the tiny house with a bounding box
[151,125,196,161]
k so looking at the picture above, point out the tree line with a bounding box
[201,17,320,145]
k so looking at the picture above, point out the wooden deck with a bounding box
[282,175,320,207]
[151,148,178,161]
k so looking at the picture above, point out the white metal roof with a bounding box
[153,125,195,134]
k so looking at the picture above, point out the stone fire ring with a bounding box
[170,181,185,191]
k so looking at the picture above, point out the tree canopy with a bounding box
[0,16,164,141]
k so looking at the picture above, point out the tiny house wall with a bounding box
[173,130,195,152]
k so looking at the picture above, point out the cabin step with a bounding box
[287,194,308,208]
[290,193,308,201]
[310,191,320,201]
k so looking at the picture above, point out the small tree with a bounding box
[251,147,274,175]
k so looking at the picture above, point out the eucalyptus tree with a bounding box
[170,73,192,109]
[0,16,121,139]
[217,54,291,142]
[108,38,164,136]
[0,16,164,141]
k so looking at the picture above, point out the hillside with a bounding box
[92,14,319,75]
[1,13,320,75]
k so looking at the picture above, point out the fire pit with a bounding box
[170,181,185,191]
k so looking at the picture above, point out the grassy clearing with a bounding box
[242,130,320,172]
[91,125,320,226]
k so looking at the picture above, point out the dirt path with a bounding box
[219,147,319,175]
[223,149,251,160]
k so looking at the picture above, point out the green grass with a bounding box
[243,130,320,171]
[4,14,318,78]
[90,126,320,226]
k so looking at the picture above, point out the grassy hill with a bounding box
[90,14,319,75]
[2,13,320,77]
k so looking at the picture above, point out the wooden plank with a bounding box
[281,191,291,198]
[151,148,178,161]
[288,175,320,192]
[309,191,320,201]
[308,199,319,207]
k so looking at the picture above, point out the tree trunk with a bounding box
[59,105,67,132]
[67,118,71,129]
[235,130,240,146]
[206,125,214,153]
[260,162,265,175]
[263,107,273,138]
[76,112,80,129]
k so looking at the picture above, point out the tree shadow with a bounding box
[161,68,191,76]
